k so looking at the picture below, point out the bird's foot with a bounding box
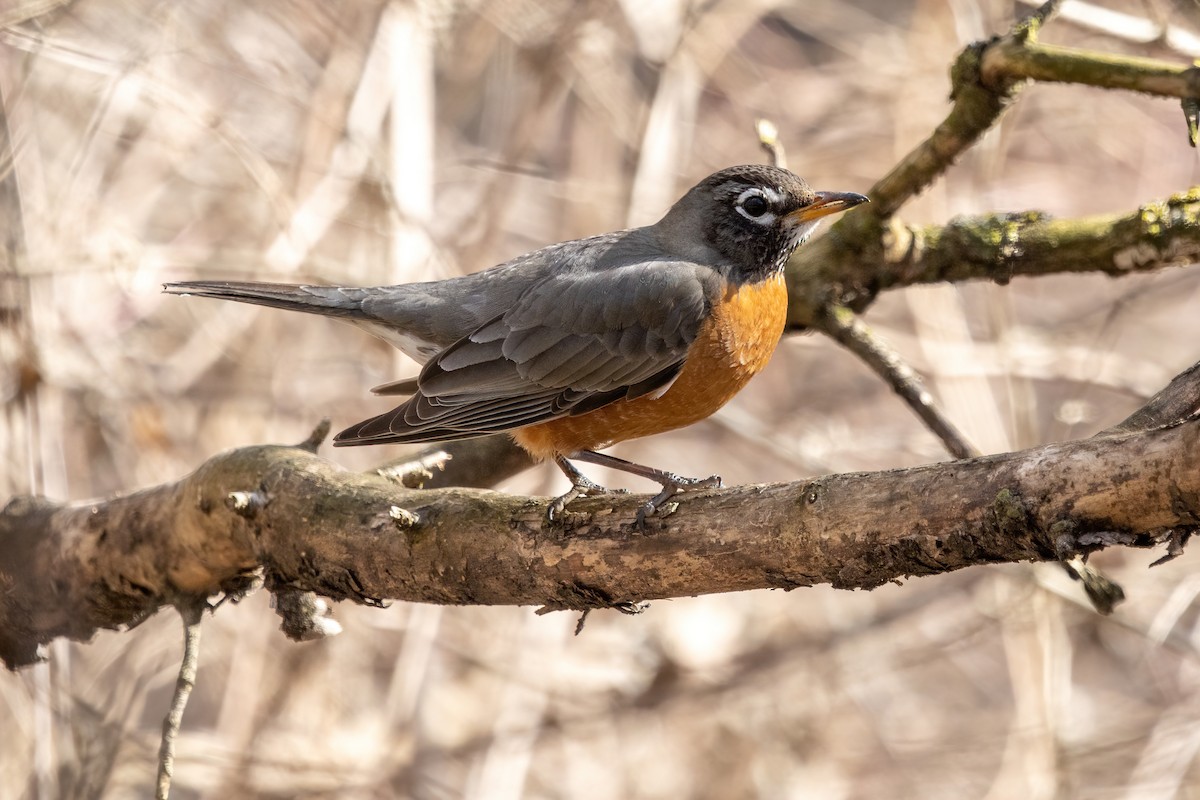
[558,452,724,527]
[547,473,628,522]
[636,473,723,526]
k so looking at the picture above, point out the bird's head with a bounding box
[659,164,868,284]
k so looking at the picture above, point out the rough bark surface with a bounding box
[3,416,1196,670]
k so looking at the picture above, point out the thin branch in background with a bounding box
[1014,0,1200,56]
[813,303,981,460]
[155,600,205,800]
[0,81,39,498]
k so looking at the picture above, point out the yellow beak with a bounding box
[789,191,870,222]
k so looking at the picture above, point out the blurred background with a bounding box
[3,0,1200,797]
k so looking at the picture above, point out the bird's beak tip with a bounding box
[792,190,870,222]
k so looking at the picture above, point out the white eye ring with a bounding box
[735,188,778,225]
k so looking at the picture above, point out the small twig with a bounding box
[417,436,535,490]
[155,599,205,800]
[1184,98,1200,148]
[296,419,331,453]
[1021,0,1064,36]
[755,118,787,169]
[1060,555,1125,614]
[376,448,451,488]
[1014,0,1200,57]
[814,302,980,459]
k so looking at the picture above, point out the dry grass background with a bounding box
[3,0,1200,797]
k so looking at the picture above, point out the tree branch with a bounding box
[788,189,1200,328]
[783,5,1200,329]
[5,360,1200,670]
[378,435,535,490]
[811,303,981,459]
[856,1,1064,220]
[758,112,983,461]
[1103,359,1200,435]
[980,39,1200,99]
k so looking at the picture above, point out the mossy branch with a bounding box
[783,6,1200,328]
[788,188,1200,328]
[980,40,1200,99]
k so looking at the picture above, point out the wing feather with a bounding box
[333,260,719,446]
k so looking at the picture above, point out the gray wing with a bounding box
[333,260,718,445]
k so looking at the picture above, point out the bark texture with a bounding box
[3,415,1196,669]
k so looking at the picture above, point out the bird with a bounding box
[164,164,867,522]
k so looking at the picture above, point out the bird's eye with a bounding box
[741,194,769,217]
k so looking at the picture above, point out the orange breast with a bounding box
[514,272,788,460]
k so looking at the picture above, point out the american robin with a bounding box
[165,165,867,521]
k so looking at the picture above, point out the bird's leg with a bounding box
[569,450,722,525]
[547,455,614,521]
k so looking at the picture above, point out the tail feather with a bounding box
[370,377,420,396]
[334,408,488,446]
[162,280,370,321]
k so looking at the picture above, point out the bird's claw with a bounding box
[546,476,611,522]
[636,474,723,527]
[547,463,722,526]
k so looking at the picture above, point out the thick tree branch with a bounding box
[4,364,1200,670]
